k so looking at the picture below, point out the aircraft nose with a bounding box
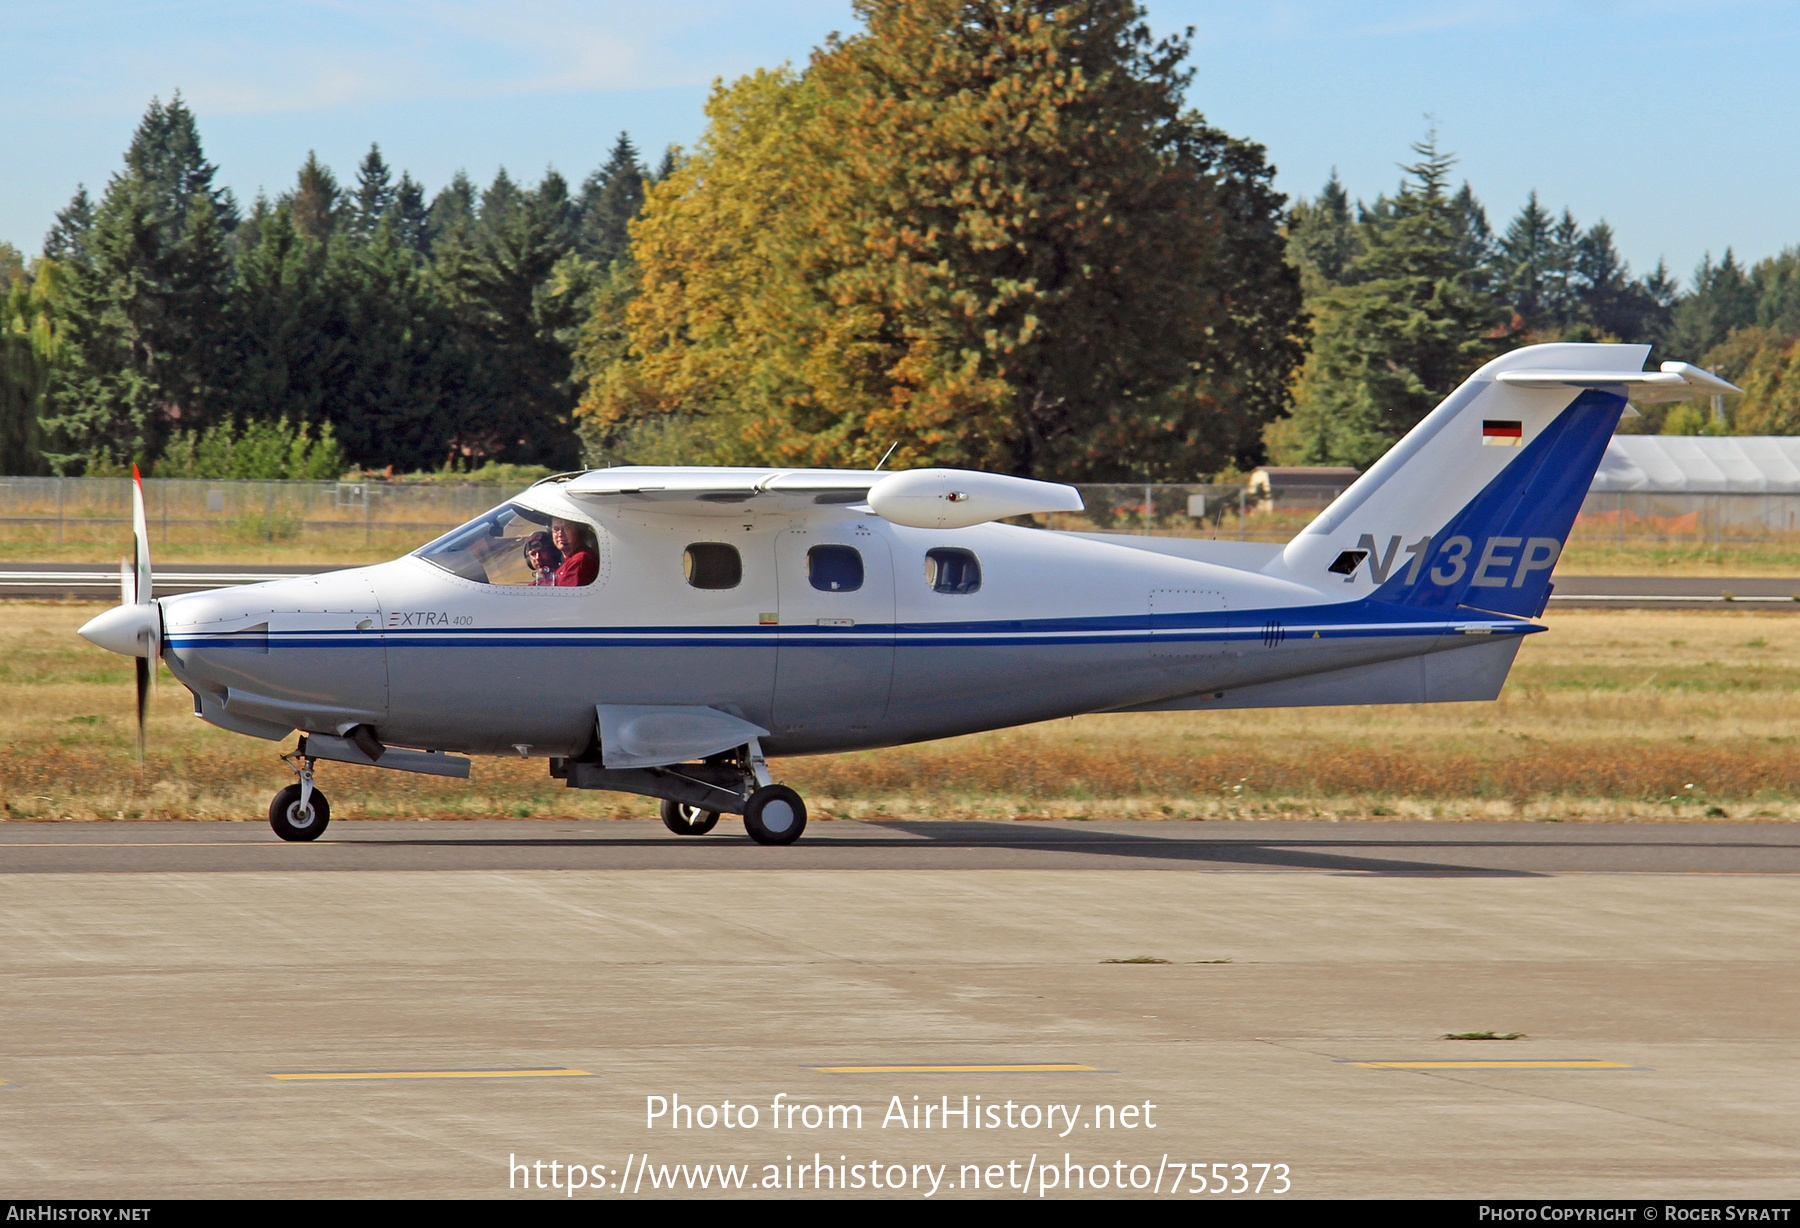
[78,603,158,657]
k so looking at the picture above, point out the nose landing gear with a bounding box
[271,753,330,841]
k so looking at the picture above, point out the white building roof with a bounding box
[1594,436,1800,494]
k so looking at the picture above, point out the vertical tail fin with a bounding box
[1270,343,1740,617]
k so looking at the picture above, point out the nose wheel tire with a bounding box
[742,784,806,846]
[269,783,330,842]
[660,799,720,836]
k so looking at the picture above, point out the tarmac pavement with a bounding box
[0,819,1795,1199]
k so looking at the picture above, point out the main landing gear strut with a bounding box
[559,738,808,846]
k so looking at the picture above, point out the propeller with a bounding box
[78,465,159,761]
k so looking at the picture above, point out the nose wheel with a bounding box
[269,782,330,841]
[271,751,329,841]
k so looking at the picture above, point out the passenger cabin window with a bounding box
[926,547,981,594]
[808,544,863,592]
[684,542,742,589]
[414,503,599,587]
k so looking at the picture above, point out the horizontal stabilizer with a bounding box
[1496,362,1741,402]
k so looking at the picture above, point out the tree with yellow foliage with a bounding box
[578,0,1302,480]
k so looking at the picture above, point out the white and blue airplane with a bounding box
[78,343,1738,844]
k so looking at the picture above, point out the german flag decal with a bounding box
[1482,420,1523,446]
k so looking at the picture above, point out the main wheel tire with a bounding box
[269,783,330,842]
[742,784,806,846]
[660,799,720,836]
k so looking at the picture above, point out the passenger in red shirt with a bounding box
[550,518,598,586]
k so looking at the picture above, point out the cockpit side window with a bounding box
[685,543,742,590]
[925,547,981,594]
[414,503,599,586]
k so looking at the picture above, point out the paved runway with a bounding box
[0,819,1796,1199]
[7,561,1800,609]
[0,561,333,598]
[4,817,1799,875]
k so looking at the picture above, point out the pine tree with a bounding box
[433,170,585,466]
[1269,135,1502,467]
[392,173,431,253]
[124,93,238,230]
[38,98,236,468]
[226,199,336,429]
[44,187,94,261]
[579,133,646,268]
[1287,171,1360,288]
[427,171,477,250]
[1750,247,1800,336]
[1668,251,1756,360]
[1498,190,1554,329]
[351,144,396,239]
[288,152,341,241]
[1496,195,1670,344]
[478,168,522,231]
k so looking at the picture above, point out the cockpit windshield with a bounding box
[413,503,599,587]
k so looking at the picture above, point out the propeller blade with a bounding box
[147,604,160,694]
[135,654,149,763]
[131,464,152,604]
[120,555,133,606]
[131,467,156,751]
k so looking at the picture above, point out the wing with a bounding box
[561,466,1083,528]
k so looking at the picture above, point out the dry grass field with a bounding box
[9,519,1800,575]
[4,601,1799,825]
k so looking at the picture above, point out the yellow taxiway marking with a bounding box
[813,1058,1094,1065]
[268,1067,593,1082]
[1351,1060,1632,1070]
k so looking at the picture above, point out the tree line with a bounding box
[1,95,662,477]
[3,0,1797,482]
[1276,142,1800,465]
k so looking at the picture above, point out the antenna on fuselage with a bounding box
[873,441,899,471]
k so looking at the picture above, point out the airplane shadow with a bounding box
[866,821,1546,877]
[341,821,1585,876]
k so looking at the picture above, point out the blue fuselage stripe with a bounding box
[167,604,1538,651]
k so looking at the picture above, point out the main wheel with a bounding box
[269,783,330,842]
[742,784,806,846]
[660,799,720,836]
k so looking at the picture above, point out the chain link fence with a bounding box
[0,477,525,553]
[6,476,1800,557]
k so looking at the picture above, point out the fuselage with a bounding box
[158,499,1523,759]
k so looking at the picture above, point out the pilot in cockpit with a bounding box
[550,518,599,587]
[523,532,562,586]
